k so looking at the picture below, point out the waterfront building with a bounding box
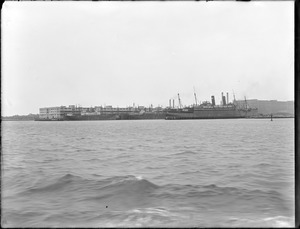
[39,105,79,120]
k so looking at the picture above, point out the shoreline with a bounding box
[2,116,294,121]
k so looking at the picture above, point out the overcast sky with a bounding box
[2,1,294,116]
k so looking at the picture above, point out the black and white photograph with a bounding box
[1,1,295,227]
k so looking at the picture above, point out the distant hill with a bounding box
[236,99,294,116]
[2,114,39,121]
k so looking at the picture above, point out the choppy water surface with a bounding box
[2,119,294,227]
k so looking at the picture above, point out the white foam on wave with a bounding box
[127,207,173,217]
[123,175,143,181]
[109,175,144,185]
[98,208,197,227]
[135,175,143,180]
[228,216,294,228]
[263,216,295,228]
[97,208,173,227]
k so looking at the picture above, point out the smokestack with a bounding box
[226,92,229,104]
[221,92,224,105]
[211,96,215,106]
[222,96,226,105]
[169,99,171,108]
[172,99,175,108]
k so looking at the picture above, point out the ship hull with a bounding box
[36,113,167,121]
[118,113,165,120]
[64,114,119,121]
[166,107,258,120]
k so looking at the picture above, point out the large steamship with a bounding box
[165,92,258,120]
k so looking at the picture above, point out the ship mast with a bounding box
[232,90,236,102]
[244,96,248,109]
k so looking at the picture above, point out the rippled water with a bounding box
[2,119,295,227]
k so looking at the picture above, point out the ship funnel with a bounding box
[169,99,171,108]
[221,92,224,105]
[211,96,215,106]
[172,99,175,108]
[226,92,229,104]
[222,95,226,105]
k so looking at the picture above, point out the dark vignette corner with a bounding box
[295,0,299,228]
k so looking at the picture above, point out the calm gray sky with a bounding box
[2,1,294,116]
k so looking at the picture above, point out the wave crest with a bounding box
[23,173,85,194]
[173,150,197,156]
[99,175,159,193]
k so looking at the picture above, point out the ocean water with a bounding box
[1,119,295,227]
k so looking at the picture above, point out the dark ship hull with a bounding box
[64,114,119,121]
[165,106,258,120]
[63,112,166,121]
